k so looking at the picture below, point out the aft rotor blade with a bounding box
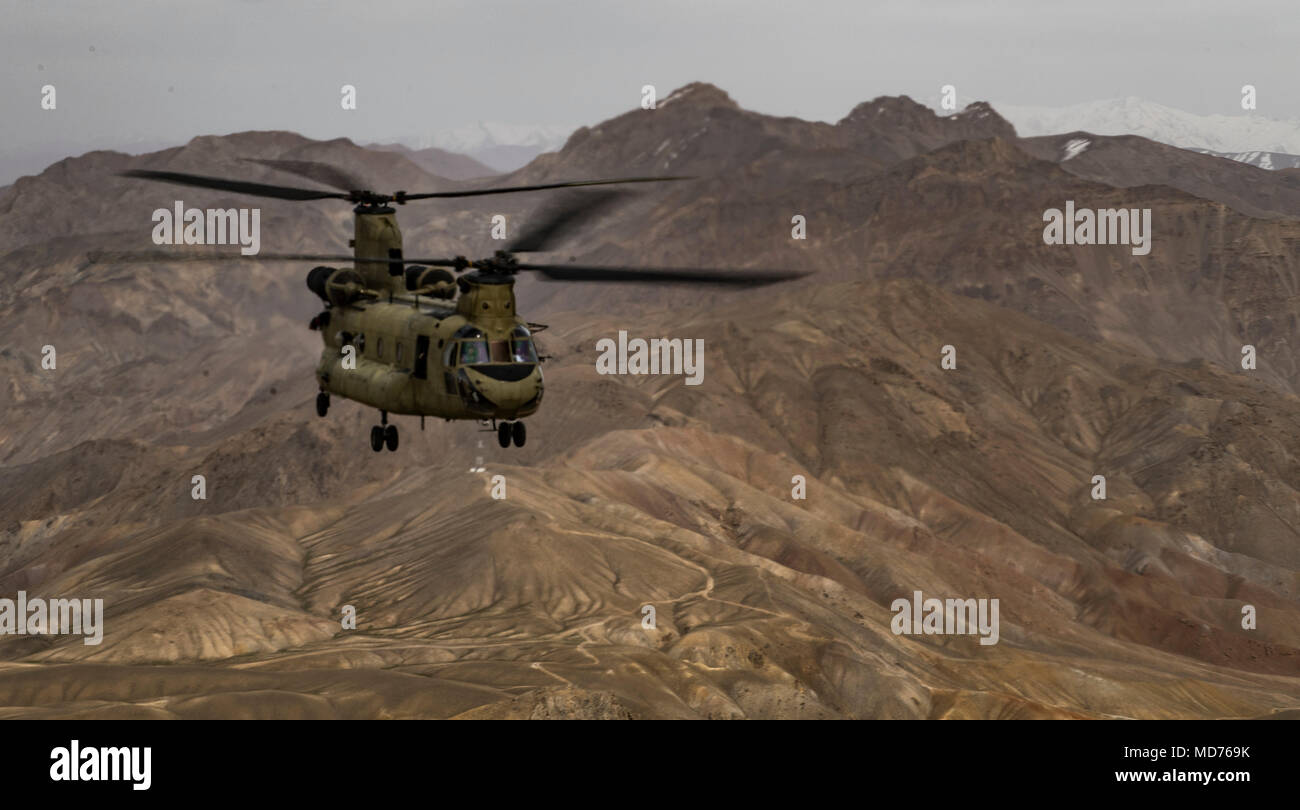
[515,262,809,286]
[120,169,350,201]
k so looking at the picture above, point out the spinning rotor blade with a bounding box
[120,169,351,201]
[515,262,808,286]
[350,254,807,285]
[398,176,690,202]
[86,249,358,264]
[242,159,370,193]
[120,169,690,206]
[102,170,801,286]
[507,190,631,253]
[85,249,808,288]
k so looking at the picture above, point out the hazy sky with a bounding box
[3,0,1297,172]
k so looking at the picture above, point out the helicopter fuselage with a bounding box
[313,277,544,423]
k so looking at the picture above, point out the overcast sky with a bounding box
[3,0,1297,178]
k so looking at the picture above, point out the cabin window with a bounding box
[376,337,384,358]
[396,343,404,364]
[510,326,538,363]
[414,335,430,379]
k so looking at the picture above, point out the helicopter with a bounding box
[102,162,805,452]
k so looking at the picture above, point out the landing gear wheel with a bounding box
[498,422,512,448]
[370,425,384,452]
[316,392,329,418]
[512,421,526,448]
[384,424,399,452]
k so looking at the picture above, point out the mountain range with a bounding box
[1,83,1297,719]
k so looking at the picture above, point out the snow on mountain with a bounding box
[392,122,575,172]
[416,121,573,154]
[1061,137,1091,161]
[996,96,1300,157]
[1191,149,1300,171]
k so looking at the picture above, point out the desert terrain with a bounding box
[1,84,1298,718]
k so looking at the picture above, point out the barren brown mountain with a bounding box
[362,142,500,181]
[1,83,1297,718]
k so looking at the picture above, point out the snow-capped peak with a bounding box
[996,97,1300,155]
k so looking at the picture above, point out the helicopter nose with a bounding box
[464,365,542,413]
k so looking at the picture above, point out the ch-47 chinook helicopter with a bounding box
[107,162,805,452]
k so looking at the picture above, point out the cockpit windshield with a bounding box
[510,326,538,363]
[458,340,489,365]
[450,324,536,367]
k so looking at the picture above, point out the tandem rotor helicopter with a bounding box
[103,162,805,451]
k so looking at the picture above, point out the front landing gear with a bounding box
[497,420,526,448]
[370,411,398,452]
[316,392,329,417]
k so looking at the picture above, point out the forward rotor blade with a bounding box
[400,175,690,201]
[120,169,349,201]
[508,190,630,253]
[515,262,809,286]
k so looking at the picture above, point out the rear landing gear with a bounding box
[498,421,511,448]
[512,421,526,448]
[316,392,329,417]
[370,411,398,452]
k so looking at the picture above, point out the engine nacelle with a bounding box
[307,265,367,307]
[404,265,457,299]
